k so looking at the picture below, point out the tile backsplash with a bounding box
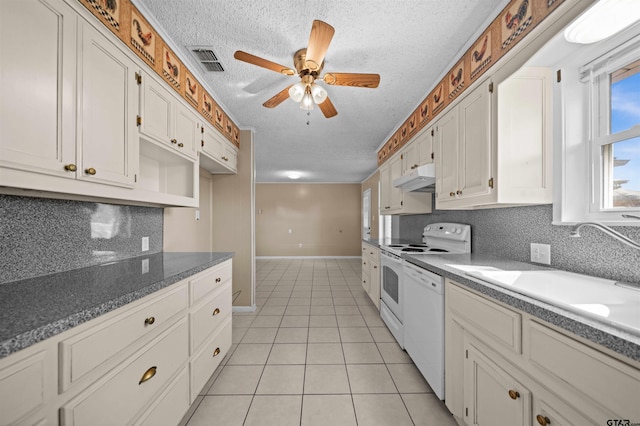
[0,195,163,283]
[399,204,640,284]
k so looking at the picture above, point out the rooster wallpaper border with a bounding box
[77,0,240,147]
[377,0,567,166]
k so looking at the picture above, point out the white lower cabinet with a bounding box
[0,260,232,426]
[464,338,531,426]
[361,243,380,309]
[445,279,640,426]
[60,318,189,426]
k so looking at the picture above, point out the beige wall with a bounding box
[210,130,254,307]
[164,130,255,308]
[163,170,213,251]
[361,171,379,240]
[256,183,361,257]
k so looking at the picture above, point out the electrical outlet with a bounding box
[141,236,149,252]
[298,243,303,248]
[141,258,149,274]
[530,243,551,265]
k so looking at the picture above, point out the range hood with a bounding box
[392,163,436,192]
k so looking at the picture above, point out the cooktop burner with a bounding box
[401,247,429,253]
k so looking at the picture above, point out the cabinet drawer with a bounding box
[133,366,190,426]
[190,316,232,402]
[527,321,640,419]
[447,281,521,353]
[190,283,232,353]
[60,318,189,426]
[190,260,232,304]
[60,283,188,391]
[0,350,48,426]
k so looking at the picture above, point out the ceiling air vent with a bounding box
[190,47,225,72]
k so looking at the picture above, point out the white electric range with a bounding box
[378,223,471,345]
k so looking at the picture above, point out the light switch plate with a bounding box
[142,236,149,252]
[531,243,551,265]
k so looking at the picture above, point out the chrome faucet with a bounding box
[569,215,640,250]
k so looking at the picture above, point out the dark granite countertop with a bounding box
[0,252,233,358]
[402,253,640,363]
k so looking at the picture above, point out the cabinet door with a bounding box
[402,141,419,174]
[369,258,380,309]
[458,81,492,200]
[174,104,199,159]
[0,0,77,177]
[389,154,403,210]
[379,164,391,213]
[417,127,434,166]
[465,341,530,426]
[139,74,173,144]
[78,22,138,188]
[435,107,459,202]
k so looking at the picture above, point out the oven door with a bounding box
[380,251,403,322]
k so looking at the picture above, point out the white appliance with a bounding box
[392,163,436,192]
[404,261,445,399]
[379,222,471,398]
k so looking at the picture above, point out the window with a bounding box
[592,57,640,210]
[550,24,640,225]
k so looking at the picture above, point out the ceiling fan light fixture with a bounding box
[311,83,328,104]
[289,82,306,103]
[300,90,314,110]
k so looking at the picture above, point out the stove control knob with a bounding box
[456,228,462,234]
[426,226,431,231]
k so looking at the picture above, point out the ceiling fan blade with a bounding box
[263,85,292,108]
[322,73,380,88]
[319,96,338,118]
[305,20,335,71]
[234,51,295,75]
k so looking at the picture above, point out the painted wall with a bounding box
[256,183,361,257]
[399,204,640,284]
[210,130,255,307]
[0,194,163,283]
[163,170,214,252]
[361,171,380,240]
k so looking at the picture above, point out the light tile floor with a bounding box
[180,258,458,426]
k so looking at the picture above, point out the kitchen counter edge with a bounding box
[0,252,234,358]
[402,253,640,363]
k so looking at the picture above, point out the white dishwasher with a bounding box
[403,261,445,400]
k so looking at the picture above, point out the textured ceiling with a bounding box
[134,0,509,182]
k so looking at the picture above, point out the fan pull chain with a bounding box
[306,111,311,126]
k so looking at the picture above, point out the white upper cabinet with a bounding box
[402,126,433,175]
[199,122,238,174]
[78,21,139,188]
[434,68,553,210]
[139,73,199,160]
[0,0,77,177]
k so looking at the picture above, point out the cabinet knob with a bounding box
[85,167,96,175]
[222,156,228,161]
[212,308,220,316]
[138,366,157,385]
[456,190,463,195]
[201,140,205,147]
[178,142,184,148]
[215,277,222,283]
[508,390,520,400]
[536,415,550,426]
[373,265,377,269]
[363,261,367,265]
[213,347,221,357]
[64,164,77,172]
[144,316,155,326]
[449,192,455,197]
[171,139,177,144]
